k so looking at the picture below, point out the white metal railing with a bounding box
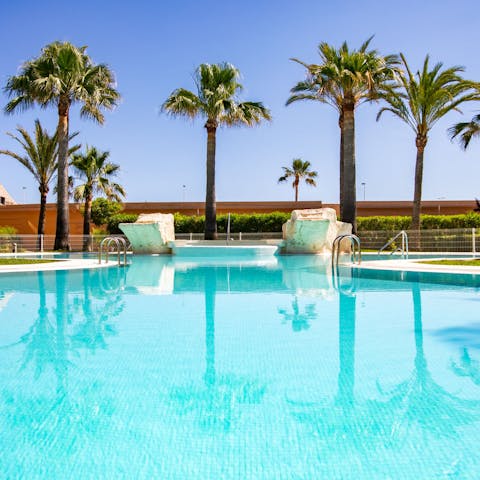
[98,237,128,266]
[0,229,479,254]
[378,230,409,259]
[0,234,128,253]
[359,228,478,254]
[332,234,362,268]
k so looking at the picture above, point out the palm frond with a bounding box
[449,113,480,150]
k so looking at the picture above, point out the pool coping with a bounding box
[356,257,480,275]
[1,251,479,276]
[0,257,119,274]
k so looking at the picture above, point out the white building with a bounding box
[0,184,17,206]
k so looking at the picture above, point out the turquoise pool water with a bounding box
[1,255,480,479]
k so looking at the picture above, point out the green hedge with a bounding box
[107,213,139,234]
[357,212,480,231]
[91,198,123,226]
[106,211,480,235]
[174,212,291,233]
[0,226,17,235]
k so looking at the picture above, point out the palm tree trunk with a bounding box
[37,187,48,250]
[204,123,218,240]
[294,176,299,202]
[339,111,344,220]
[37,187,48,235]
[412,136,427,230]
[411,135,427,250]
[83,192,93,252]
[342,102,357,233]
[54,97,71,251]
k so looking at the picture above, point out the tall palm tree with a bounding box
[287,38,398,231]
[4,41,120,250]
[278,158,317,201]
[449,112,480,149]
[162,63,271,239]
[0,120,79,236]
[71,146,125,251]
[377,54,480,230]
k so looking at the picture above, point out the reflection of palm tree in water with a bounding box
[451,348,480,386]
[171,267,265,432]
[278,296,317,331]
[70,269,120,352]
[376,283,480,443]
[286,291,378,474]
[1,270,123,453]
[288,285,480,475]
[16,272,56,378]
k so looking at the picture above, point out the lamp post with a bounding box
[361,182,366,201]
[22,186,27,204]
[437,196,446,214]
[182,185,186,202]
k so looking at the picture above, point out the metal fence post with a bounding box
[473,228,476,258]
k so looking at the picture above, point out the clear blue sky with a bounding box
[1,0,479,204]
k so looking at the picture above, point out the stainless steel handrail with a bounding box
[99,236,128,266]
[378,230,409,259]
[331,234,362,269]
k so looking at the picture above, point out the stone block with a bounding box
[282,208,352,254]
[120,213,175,254]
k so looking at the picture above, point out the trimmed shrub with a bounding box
[0,226,17,235]
[107,213,138,234]
[106,211,480,236]
[357,213,480,231]
[91,198,123,226]
[174,212,291,233]
[174,213,205,233]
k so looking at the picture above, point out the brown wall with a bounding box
[0,200,477,234]
[0,204,84,235]
[122,201,323,216]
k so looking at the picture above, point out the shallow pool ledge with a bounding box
[169,240,280,257]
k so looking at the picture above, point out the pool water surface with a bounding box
[1,255,480,479]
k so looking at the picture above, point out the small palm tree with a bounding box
[4,41,120,250]
[0,120,79,236]
[278,158,317,201]
[71,146,125,251]
[287,37,398,230]
[162,63,271,239]
[377,54,480,230]
[449,113,480,149]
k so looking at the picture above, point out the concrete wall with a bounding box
[0,200,476,234]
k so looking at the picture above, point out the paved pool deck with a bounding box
[1,252,480,276]
[358,258,480,275]
[0,256,118,274]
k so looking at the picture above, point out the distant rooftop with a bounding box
[0,184,17,206]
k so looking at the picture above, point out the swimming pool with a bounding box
[1,255,480,479]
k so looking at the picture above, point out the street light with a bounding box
[437,196,446,214]
[182,185,186,202]
[361,182,366,201]
[22,186,27,204]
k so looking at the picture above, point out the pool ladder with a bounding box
[331,234,362,269]
[98,236,129,267]
[378,230,409,259]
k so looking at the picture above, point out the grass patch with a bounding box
[0,258,57,266]
[420,259,480,267]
